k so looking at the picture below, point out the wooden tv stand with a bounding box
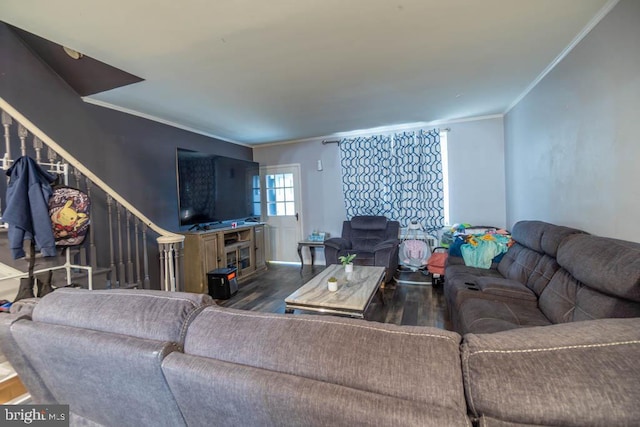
[181,223,266,294]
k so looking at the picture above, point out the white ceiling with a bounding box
[1,0,613,145]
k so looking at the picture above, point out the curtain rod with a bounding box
[321,128,450,145]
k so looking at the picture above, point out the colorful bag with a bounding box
[48,186,90,246]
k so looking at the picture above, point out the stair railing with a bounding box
[0,97,184,292]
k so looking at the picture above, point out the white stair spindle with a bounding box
[116,201,126,286]
[18,124,28,157]
[126,211,134,285]
[107,194,117,287]
[86,177,98,269]
[142,224,150,289]
[2,110,12,163]
[134,218,141,286]
[33,135,43,163]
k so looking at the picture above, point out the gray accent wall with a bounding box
[0,22,251,233]
[1,22,252,287]
[504,0,640,241]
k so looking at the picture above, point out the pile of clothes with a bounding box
[443,224,512,269]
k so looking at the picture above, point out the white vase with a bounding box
[328,280,338,292]
[344,263,354,273]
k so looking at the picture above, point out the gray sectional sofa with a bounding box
[2,287,640,426]
[445,220,640,335]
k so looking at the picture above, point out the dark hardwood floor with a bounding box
[216,263,452,331]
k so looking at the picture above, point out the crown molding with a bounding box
[254,114,504,149]
[82,97,252,148]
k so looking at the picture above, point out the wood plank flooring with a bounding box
[217,263,452,331]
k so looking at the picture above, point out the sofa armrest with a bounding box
[462,318,640,426]
[324,238,351,251]
[373,239,400,252]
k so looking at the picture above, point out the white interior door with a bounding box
[261,164,302,262]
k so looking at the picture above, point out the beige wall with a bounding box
[254,115,507,262]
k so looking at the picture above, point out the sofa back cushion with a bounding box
[8,289,213,427]
[12,321,186,427]
[557,235,640,302]
[509,220,548,252]
[541,225,586,257]
[496,219,549,284]
[573,285,640,321]
[539,235,640,323]
[180,306,467,412]
[0,300,56,404]
[32,288,213,343]
[163,354,469,427]
[538,268,579,323]
[525,254,560,296]
[462,318,640,427]
[497,243,543,284]
[497,221,583,298]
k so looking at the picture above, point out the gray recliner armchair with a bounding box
[324,216,400,283]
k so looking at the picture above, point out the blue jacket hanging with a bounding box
[3,156,57,259]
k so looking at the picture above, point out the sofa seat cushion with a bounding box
[352,251,375,265]
[462,318,640,427]
[445,276,538,314]
[182,306,468,412]
[457,299,552,334]
[446,264,504,280]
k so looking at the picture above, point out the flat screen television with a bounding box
[176,148,260,227]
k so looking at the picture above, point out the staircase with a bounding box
[0,97,184,294]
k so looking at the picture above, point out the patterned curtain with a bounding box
[339,135,393,216]
[339,129,443,232]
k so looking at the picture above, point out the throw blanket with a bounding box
[460,234,512,269]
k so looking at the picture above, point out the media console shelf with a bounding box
[182,223,266,295]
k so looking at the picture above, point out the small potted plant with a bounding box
[327,276,338,292]
[338,253,356,273]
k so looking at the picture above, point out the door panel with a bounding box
[261,165,302,263]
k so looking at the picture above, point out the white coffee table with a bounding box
[284,264,385,318]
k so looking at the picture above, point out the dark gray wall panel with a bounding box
[0,22,252,233]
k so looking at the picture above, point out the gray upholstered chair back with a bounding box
[342,216,400,251]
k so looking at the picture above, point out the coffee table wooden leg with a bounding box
[297,244,304,273]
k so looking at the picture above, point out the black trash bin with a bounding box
[207,267,238,299]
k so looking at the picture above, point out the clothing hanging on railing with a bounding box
[3,155,57,259]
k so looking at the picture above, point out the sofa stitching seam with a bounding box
[462,346,477,416]
[470,340,640,355]
[208,308,458,342]
[179,305,211,346]
[57,289,200,308]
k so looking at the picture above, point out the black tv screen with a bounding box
[176,148,260,226]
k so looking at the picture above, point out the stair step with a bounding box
[0,362,27,404]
